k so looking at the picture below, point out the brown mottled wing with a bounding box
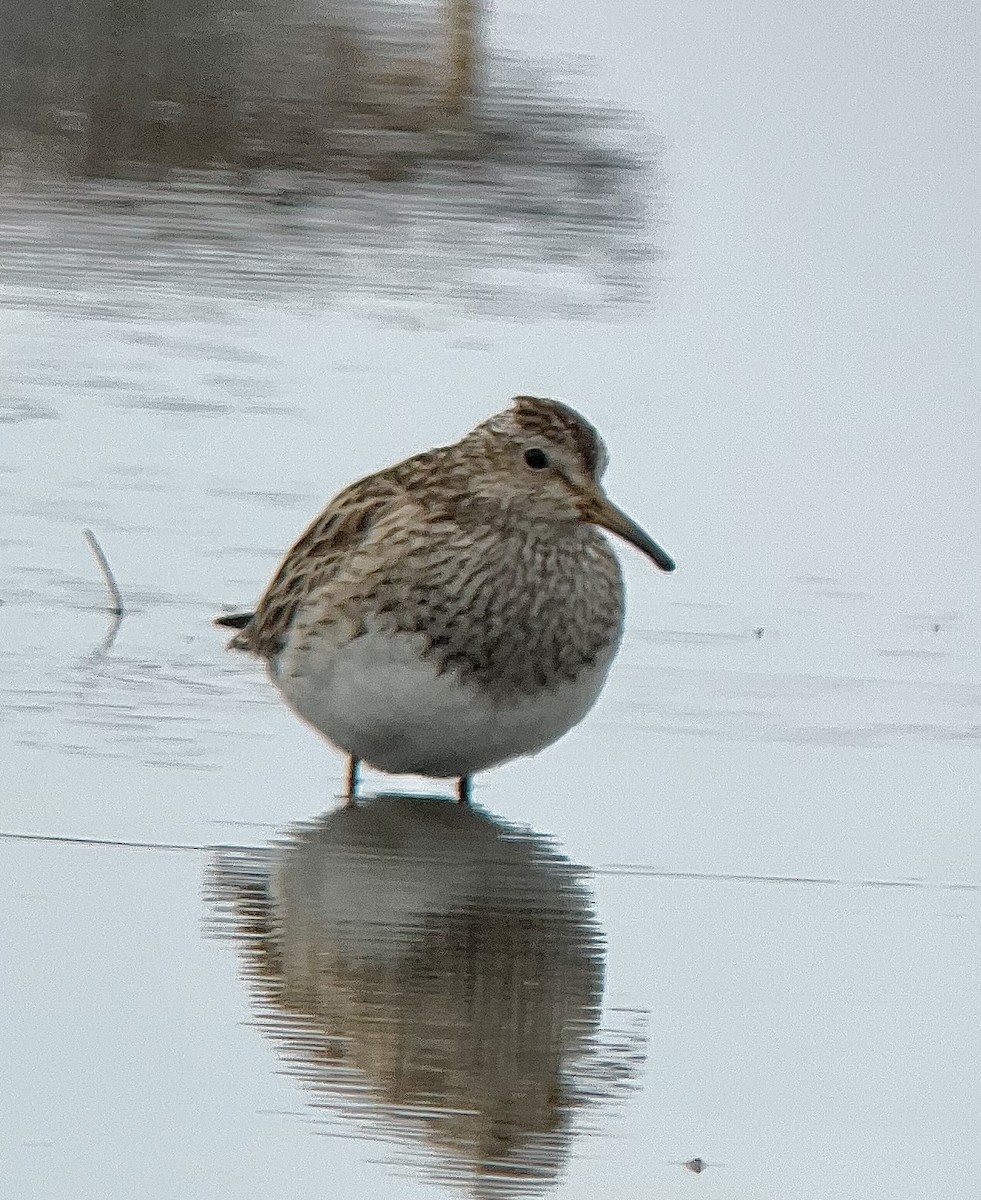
[227,472,404,660]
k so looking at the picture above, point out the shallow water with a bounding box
[2,1,979,1197]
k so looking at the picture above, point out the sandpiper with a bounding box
[216,395,675,802]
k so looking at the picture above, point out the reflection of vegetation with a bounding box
[0,0,487,175]
[0,0,659,312]
[445,0,481,117]
[207,798,646,1196]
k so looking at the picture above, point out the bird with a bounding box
[215,395,675,803]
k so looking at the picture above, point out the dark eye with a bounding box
[524,447,550,470]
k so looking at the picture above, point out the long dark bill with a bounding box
[588,496,676,573]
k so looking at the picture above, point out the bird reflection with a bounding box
[207,795,645,1196]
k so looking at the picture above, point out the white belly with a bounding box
[272,627,617,778]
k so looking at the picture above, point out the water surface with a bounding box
[2,1,978,1197]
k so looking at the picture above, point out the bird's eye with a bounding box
[524,447,550,470]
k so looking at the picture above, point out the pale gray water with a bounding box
[2,1,979,1197]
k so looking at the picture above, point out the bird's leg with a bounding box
[456,776,471,805]
[345,757,360,804]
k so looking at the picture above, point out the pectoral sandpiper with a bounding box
[216,395,675,802]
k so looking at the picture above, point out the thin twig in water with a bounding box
[83,528,124,617]
[83,530,124,655]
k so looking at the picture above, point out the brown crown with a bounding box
[510,395,605,477]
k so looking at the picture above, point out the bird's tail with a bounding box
[214,610,255,652]
[214,611,254,630]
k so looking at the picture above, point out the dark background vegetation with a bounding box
[1,0,499,176]
[0,0,656,312]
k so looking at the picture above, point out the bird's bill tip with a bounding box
[585,496,676,572]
